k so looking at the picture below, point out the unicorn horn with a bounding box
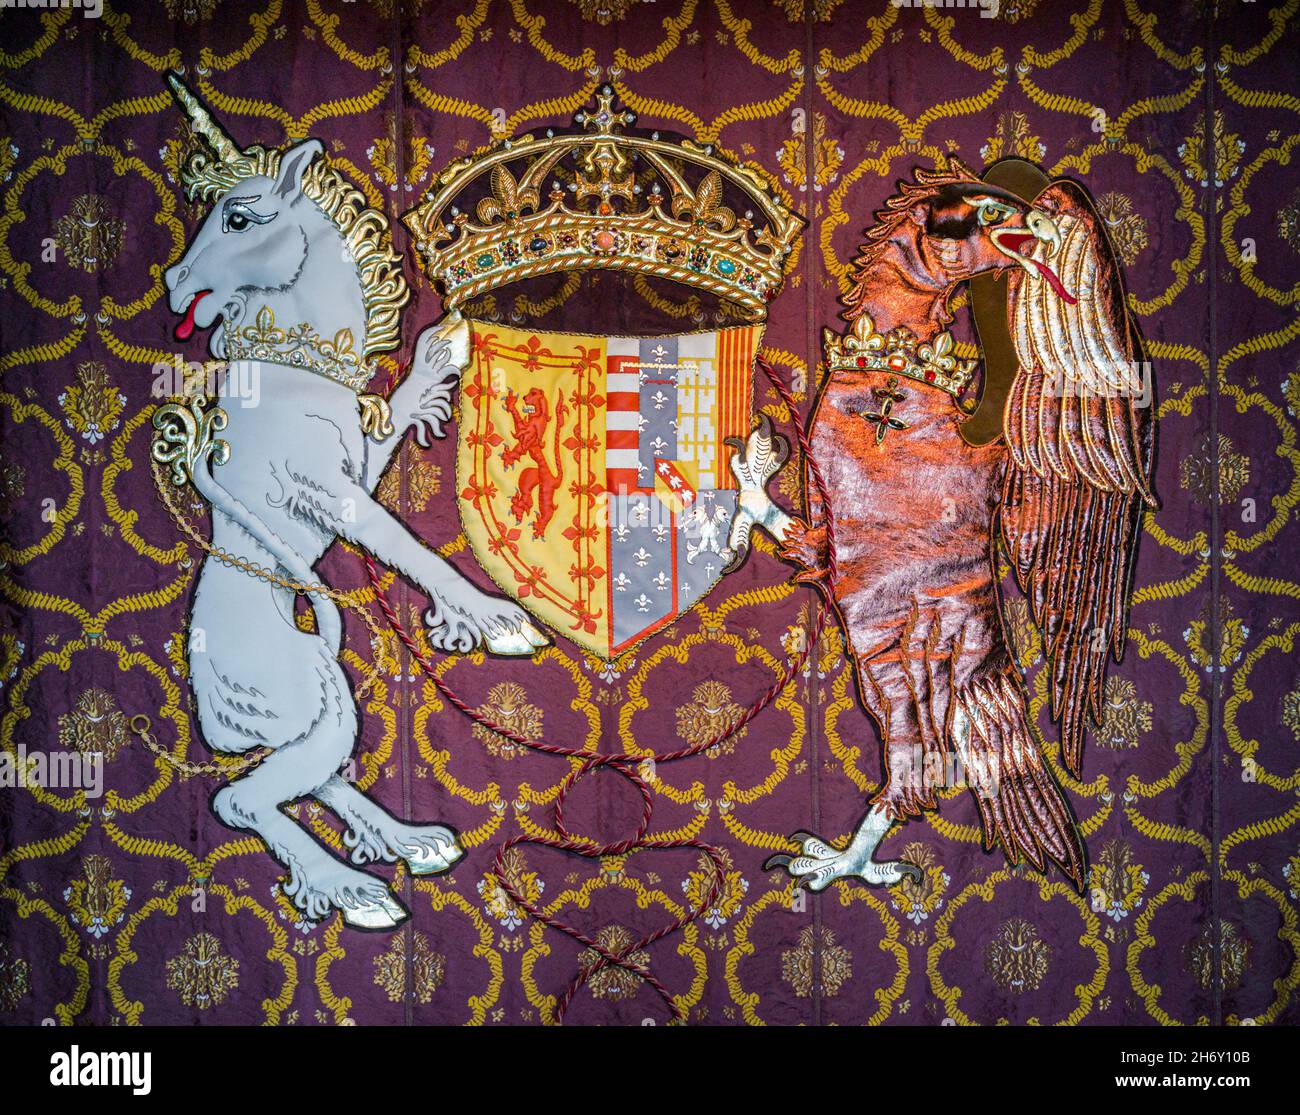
[165,71,243,166]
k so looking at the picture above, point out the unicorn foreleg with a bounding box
[361,318,469,491]
[389,315,468,446]
[330,479,550,656]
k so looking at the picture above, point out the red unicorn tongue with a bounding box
[174,290,210,342]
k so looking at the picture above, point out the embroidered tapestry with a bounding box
[0,0,1297,1028]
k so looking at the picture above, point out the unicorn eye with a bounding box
[221,198,275,234]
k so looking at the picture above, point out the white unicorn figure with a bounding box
[157,74,547,930]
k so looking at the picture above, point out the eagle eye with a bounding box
[976,200,1018,227]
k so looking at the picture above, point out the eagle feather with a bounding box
[1000,181,1158,776]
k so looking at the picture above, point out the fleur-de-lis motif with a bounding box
[673,169,737,232]
[476,164,540,225]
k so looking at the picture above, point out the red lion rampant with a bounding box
[501,386,567,538]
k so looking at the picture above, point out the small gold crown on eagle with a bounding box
[823,312,979,400]
[404,87,804,319]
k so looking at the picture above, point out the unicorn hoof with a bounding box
[484,620,551,656]
[400,827,464,876]
[342,892,409,930]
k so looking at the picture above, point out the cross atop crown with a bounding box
[575,87,637,212]
[575,86,636,136]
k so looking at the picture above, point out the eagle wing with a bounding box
[999,180,1158,776]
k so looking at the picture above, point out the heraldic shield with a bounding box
[406,87,804,656]
[457,321,760,656]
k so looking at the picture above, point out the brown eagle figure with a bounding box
[737,159,1157,890]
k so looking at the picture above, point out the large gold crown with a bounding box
[403,87,804,319]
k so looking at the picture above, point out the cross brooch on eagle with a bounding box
[858,377,910,445]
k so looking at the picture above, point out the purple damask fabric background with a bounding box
[0,0,1296,1026]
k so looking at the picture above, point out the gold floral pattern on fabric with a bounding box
[994,0,1039,21]
[1280,187,1300,253]
[369,110,437,195]
[0,943,31,1012]
[374,931,446,1003]
[471,682,543,759]
[59,362,126,446]
[1285,851,1300,901]
[682,853,748,929]
[777,112,844,193]
[1180,110,1246,190]
[985,918,1051,993]
[1185,595,1249,672]
[479,849,543,932]
[1180,433,1250,503]
[579,926,649,1000]
[980,111,1045,165]
[675,680,747,758]
[1187,921,1250,992]
[1283,686,1300,741]
[889,843,949,926]
[773,0,844,19]
[64,855,131,942]
[1095,191,1150,266]
[53,195,124,273]
[57,687,128,763]
[162,0,218,23]
[376,445,442,513]
[1090,840,1149,921]
[165,932,240,1010]
[571,0,642,25]
[1095,678,1154,751]
[782,925,851,998]
[0,453,24,519]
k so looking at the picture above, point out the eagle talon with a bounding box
[768,806,915,891]
[726,414,795,563]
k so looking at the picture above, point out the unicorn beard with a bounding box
[209,293,248,360]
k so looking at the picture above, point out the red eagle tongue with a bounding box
[1031,259,1077,305]
[174,291,210,342]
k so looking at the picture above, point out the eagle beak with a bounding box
[991,208,1075,304]
[1026,208,1061,254]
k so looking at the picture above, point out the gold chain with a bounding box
[129,713,267,779]
[136,459,389,779]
